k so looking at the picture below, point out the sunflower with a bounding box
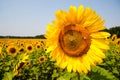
[0,41,4,47]
[7,45,18,57]
[19,41,25,47]
[114,49,119,55]
[116,38,120,47]
[13,53,29,75]
[25,61,31,66]
[35,44,41,50]
[110,34,117,44]
[111,34,117,41]
[19,46,25,53]
[38,56,46,63]
[117,39,120,44]
[45,5,110,73]
[25,44,34,53]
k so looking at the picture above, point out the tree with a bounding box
[35,34,46,39]
[106,26,120,38]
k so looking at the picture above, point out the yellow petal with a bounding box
[86,51,95,66]
[55,10,66,21]
[50,47,59,60]
[89,49,103,63]
[77,5,84,22]
[56,51,64,66]
[88,26,106,33]
[67,6,77,23]
[91,39,109,50]
[47,45,56,53]
[90,44,106,58]
[77,62,83,73]
[67,57,73,72]
[91,32,111,38]
[69,6,77,16]
[82,55,90,72]
[72,58,78,72]
[59,56,68,69]
[80,61,88,73]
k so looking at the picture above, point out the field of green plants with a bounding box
[0,34,120,80]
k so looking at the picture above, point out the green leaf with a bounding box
[52,70,59,78]
[112,68,119,74]
[88,66,118,80]
[2,72,13,80]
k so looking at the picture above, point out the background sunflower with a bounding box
[7,45,18,57]
[25,44,34,53]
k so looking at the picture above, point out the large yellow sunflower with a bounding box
[45,5,110,73]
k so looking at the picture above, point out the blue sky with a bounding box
[0,0,120,36]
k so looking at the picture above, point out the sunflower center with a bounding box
[40,57,45,61]
[28,46,32,51]
[10,48,16,54]
[63,30,82,51]
[37,45,40,48]
[59,25,91,57]
[118,40,120,44]
[19,48,24,52]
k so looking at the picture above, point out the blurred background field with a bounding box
[0,26,120,80]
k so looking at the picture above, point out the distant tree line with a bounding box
[104,26,120,38]
[0,26,120,38]
[0,34,46,39]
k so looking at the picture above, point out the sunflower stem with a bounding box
[77,71,80,80]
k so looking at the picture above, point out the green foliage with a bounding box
[98,44,120,79]
[88,66,117,80]
[52,69,91,80]
[0,47,21,79]
[2,72,13,80]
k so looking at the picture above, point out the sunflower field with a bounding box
[0,34,119,80]
[0,5,120,80]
